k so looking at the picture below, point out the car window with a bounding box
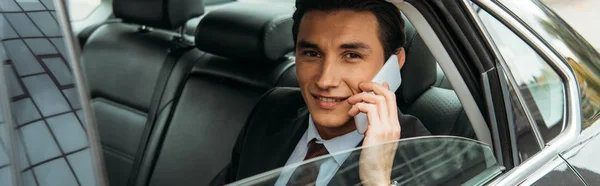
[230,137,502,186]
[68,0,100,21]
[499,0,600,130]
[0,0,100,185]
[475,6,565,144]
[501,71,542,162]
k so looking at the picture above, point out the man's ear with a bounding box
[395,48,406,69]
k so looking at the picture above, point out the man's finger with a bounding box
[349,104,360,116]
[359,82,398,122]
[347,92,386,105]
[347,93,390,123]
[381,82,398,123]
[356,103,381,132]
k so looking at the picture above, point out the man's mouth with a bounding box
[312,94,349,109]
[316,96,344,102]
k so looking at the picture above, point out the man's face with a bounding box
[296,10,399,130]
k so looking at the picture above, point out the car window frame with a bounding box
[468,2,554,164]
[54,0,109,185]
[474,1,566,147]
[394,0,493,146]
[466,0,582,185]
[231,1,503,184]
[394,1,508,184]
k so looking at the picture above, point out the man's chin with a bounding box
[311,115,354,129]
[311,115,357,139]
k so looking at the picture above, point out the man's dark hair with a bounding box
[292,0,406,60]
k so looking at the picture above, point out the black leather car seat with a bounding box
[139,3,296,186]
[80,0,205,185]
[396,16,476,139]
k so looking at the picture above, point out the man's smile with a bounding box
[312,93,350,109]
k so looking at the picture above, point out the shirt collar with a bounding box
[307,114,364,165]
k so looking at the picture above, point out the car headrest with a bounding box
[195,2,294,63]
[396,15,437,106]
[113,0,205,29]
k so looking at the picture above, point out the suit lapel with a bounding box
[269,107,309,169]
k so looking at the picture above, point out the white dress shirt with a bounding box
[274,114,364,186]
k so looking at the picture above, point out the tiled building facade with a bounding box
[0,0,96,185]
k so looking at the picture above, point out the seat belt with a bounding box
[126,37,194,186]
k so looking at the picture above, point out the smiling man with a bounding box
[211,0,430,185]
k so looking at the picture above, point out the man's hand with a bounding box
[347,82,400,186]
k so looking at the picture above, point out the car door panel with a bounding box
[528,157,586,185]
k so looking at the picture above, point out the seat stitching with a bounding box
[156,99,175,116]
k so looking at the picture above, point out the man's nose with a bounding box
[315,58,341,89]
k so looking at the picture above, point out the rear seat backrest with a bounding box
[81,0,204,185]
[142,3,295,186]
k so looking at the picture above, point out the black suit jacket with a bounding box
[211,87,431,185]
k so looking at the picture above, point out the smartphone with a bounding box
[355,55,402,134]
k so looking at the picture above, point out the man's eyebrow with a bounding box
[339,42,371,51]
[297,40,320,49]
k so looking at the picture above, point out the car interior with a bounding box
[76,0,477,185]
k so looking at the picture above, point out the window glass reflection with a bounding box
[231,137,500,186]
[1,0,98,184]
[476,7,565,143]
[500,0,600,129]
[504,73,541,162]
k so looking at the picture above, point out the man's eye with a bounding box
[345,53,362,59]
[303,51,320,57]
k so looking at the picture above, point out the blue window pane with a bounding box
[17,1,46,11]
[22,74,71,116]
[76,109,84,128]
[24,38,58,55]
[40,0,54,10]
[46,113,87,152]
[67,149,96,186]
[0,138,9,165]
[0,0,21,12]
[4,13,43,37]
[42,57,73,86]
[15,137,29,170]
[33,158,78,186]
[27,12,61,37]
[22,170,36,186]
[19,121,61,165]
[4,65,25,98]
[2,40,44,76]
[1,16,19,39]
[12,98,41,125]
[0,167,15,186]
[62,88,81,109]
[49,38,66,58]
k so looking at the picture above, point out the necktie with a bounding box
[287,139,329,186]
